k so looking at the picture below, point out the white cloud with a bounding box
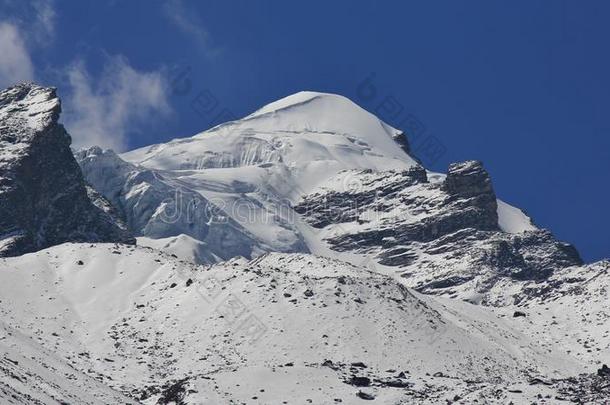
[0,0,54,88]
[0,1,171,152]
[163,0,219,57]
[30,0,56,44]
[0,22,35,88]
[64,56,171,152]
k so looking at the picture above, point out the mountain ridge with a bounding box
[74,86,590,306]
[1,82,608,404]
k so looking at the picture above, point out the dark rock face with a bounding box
[310,161,499,251]
[442,160,499,231]
[0,83,133,256]
[392,131,412,155]
[294,160,583,304]
[295,166,428,229]
[443,160,494,198]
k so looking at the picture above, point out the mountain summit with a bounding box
[245,91,406,141]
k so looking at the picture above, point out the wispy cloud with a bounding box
[0,22,35,88]
[0,1,172,152]
[163,0,219,57]
[0,0,54,87]
[64,56,171,152]
[29,0,56,45]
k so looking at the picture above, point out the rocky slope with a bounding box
[1,243,607,404]
[0,320,133,404]
[0,83,133,257]
[295,161,583,305]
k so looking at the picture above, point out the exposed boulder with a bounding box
[347,376,371,387]
[597,364,610,378]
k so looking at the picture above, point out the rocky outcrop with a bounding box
[295,166,428,228]
[0,83,134,256]
[443,160,494,197]
[294,160,582,304]
[391,131,412,155]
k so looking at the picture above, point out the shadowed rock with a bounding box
[0,83,134,256]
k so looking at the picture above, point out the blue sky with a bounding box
[0,0,608,261]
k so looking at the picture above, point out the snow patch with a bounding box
[497,199,537,233]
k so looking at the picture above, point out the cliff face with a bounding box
[0,83,133,256]
[295,161,582,304]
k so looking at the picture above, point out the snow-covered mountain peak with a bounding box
[232,90,410,162]
[100,90,553,277]
[123,90,417,189]
[246,91,337,117]
[243,90,399,138]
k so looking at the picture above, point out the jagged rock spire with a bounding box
[0,83,133,256]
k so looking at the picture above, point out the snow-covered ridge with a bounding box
[242,91,403,143]
[246,91,333,117]
[122,91,417,176]
[80,91,427,262]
